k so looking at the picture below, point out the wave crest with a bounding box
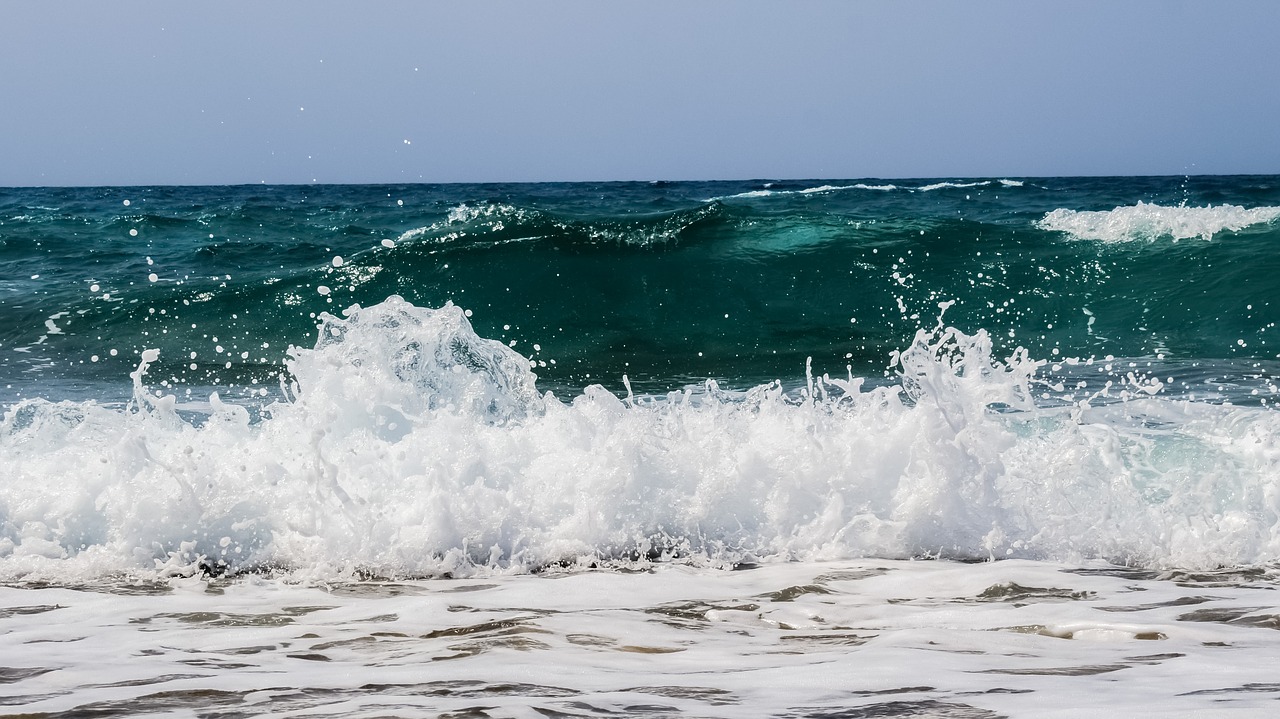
[1038,202,1280,242]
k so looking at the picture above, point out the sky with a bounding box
[2,1,1278,186]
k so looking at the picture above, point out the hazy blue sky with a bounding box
[3,1,1277,186]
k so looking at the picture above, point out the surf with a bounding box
[3,296,1279,584]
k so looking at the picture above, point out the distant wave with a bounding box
[918,180,1024,190]
[710,180,1026,201]
[396,202,543,244]
[1038,202,1280,242]
[395,202,724,248]
[708,183,898,201]
[916,181,989,192]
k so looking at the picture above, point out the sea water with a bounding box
[2,177,1280,716]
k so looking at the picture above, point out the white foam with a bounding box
[911,180,977,189]
[1038,202,1280,242]
[713,181,1010,199]
[709,184,898,201]
[714,189,777,199]
[42,312,68,336]
[799,183,897,194]
[2,297,1280,582]
[395,203,541,244]
[6,559,1279,716]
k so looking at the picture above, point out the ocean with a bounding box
[2,176,1280,716]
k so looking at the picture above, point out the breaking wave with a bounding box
[3,296,1279,583]
[1038,202,1280,242]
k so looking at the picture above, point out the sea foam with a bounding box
[1038,202,1280,242]
[2,297,1279,582]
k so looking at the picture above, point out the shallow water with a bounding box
[4,561,1280,717]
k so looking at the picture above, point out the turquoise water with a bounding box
[4,176,1279,405]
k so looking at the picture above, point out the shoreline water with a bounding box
[4,559,1280,717]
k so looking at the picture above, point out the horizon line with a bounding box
[3,172,1279,191]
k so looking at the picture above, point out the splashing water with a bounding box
[3,296,1279,584]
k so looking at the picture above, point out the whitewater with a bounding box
[3,176,1280,716]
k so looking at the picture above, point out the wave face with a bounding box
[3,176,1280,579]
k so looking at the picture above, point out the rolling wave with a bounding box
[395,201,727,248]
